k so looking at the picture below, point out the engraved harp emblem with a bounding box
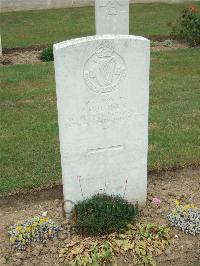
[97,57,116,86]
[83,41,126,94]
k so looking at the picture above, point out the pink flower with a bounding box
[76,176,81,182]
[188,5,197,13]
[152,197,161,206]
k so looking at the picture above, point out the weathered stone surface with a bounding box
[95,0,129,34]
[54,35,150,215]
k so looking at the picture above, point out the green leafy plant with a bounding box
[59,223,171,266]
[171,5,200,47]
[40,46,54,61]
[71,194,138,236]
[62,241,116,266]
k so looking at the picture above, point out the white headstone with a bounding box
[95,0,129,35]
[54,35,150,215]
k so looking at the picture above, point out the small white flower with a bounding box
[42,211,48,217]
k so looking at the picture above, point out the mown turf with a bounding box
[0,48,200,195]
[0,2,200,48]
[0,63,61,194]
[149,48,200,170]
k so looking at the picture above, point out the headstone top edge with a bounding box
[53,35,150,50]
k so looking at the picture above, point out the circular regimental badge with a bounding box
[84,41,126,94]
[99,0,127,16]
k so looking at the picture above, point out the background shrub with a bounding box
[172,5,200,47]
[40,46,54,61]
[72,194,138,236]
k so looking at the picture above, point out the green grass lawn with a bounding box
[0,2,200,48]
[0,48,199,195]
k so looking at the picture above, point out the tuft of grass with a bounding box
[40,47,54,61]
[72,194,138,236]
[0,49,199,195]
[0,2,200,48]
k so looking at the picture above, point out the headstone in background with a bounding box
[54,35,150,215]
[95,0,129,34]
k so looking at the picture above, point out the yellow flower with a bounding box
[10,236,16,243]
[16,226,22,232]
[18,234,23,241]
[39,218,45,224]
[183,204,190,210]
[175,200,180,207]
[32,222,38,227]
[25,226,31,232]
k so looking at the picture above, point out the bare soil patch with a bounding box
[151,40,187,52]
[0,40,188,66]
[0,167,199,265]
[0,49,41,65]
